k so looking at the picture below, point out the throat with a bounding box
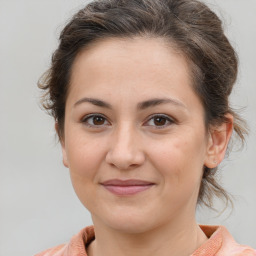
[85,224,208,256]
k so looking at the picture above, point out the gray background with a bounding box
[0,0,255,255]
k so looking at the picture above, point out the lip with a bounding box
[100,179,155,196]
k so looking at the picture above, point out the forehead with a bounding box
[71,37,192,88]
[68,37,201,109]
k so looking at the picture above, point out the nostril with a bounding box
[105,129,146,169]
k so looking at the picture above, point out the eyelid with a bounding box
[144,114,176,128]
[81,113,111,128]
[81,113,175,129]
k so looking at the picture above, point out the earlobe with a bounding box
[61,146,69,168]
[55,122,69,168]
[204,114,233,168]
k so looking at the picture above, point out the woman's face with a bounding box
[62,37,214,233]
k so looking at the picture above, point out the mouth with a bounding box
[100,179,155,196]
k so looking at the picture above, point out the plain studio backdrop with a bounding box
[0,0,255,255]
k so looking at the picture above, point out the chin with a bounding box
[95,210,160,234]
[109,221,155,234]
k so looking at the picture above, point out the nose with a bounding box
[105,124,146,170]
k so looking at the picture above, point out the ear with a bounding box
[55,122,69,168]
[204,114,233,168]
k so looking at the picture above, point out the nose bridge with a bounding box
[105,121,145,169]
[115,122,134,148]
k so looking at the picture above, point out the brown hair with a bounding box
[39,0,247,208]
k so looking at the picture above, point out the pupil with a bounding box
[154,117,166,126]
[93,116,104,125]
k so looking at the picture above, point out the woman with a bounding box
[36,0,256,255]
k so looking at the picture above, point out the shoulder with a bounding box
[34,225,95,256]
[220,244,256,256]
[195,225,256,256]
[34,244,67,256]
[218,225,256,256]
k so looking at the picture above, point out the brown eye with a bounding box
[145,114,174,129]
[82,114,109,127]
[154,116,167,126]
[93,116,105,125]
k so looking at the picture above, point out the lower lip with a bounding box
[102,185,154,196]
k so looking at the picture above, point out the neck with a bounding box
[87,216,207,256]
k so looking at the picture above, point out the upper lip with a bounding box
[100,179,155,186]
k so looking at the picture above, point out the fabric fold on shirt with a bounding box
[35,225,256,256]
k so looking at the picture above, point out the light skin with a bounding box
[60,37,233,256]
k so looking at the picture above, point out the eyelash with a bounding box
[81,114,175,129]
[145,114,175,129]
[81,114,109,128]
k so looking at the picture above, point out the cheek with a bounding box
[148,134,205,185]
[66,137,103,209]
[147,136,205,210]
[65,128,105,174]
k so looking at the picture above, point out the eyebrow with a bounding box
[137,98,186,110]
[74,97,112,108]
[74,97,186,110]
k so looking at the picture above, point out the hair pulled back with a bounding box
[39,0,247,208]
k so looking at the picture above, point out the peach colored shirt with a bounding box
[35,225,256,256]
